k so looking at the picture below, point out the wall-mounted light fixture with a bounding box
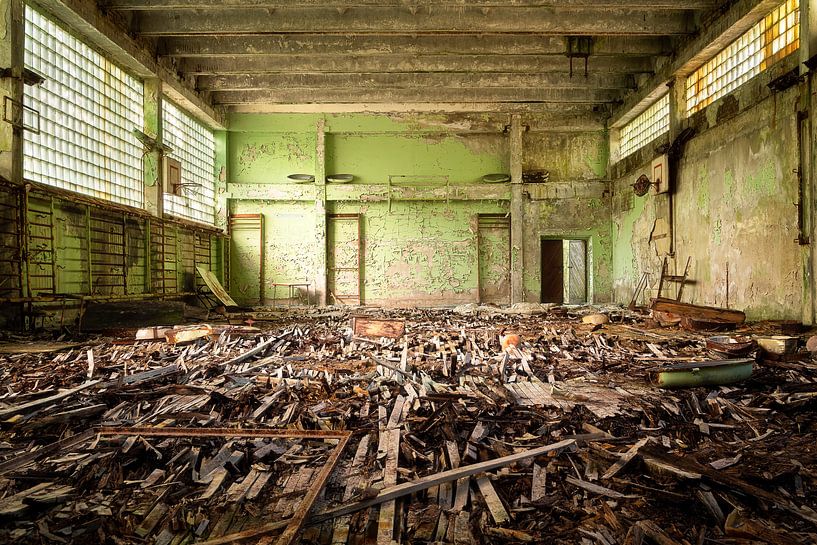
[287,174,315,183]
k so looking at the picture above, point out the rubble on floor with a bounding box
[0,306,816,544]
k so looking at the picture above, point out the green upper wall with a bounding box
[225,111,612,307]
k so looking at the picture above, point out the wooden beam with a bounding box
[134,7,694,36]
[311,438,576,523]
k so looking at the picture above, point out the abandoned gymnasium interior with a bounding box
[0,0,817,543]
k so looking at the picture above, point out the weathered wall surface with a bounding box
[522,131,612,302]
[226,112,612,306]
[611,62,803,320]
[0,180,226,328]
[330,200,509,306]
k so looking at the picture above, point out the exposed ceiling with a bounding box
[94,0,735,112]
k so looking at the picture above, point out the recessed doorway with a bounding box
[541,238,589,304]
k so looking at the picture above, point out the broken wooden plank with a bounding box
[377,396,405,545]
[650,298,745,324]
[312,439,576,522]
[565,476,634,499]
[0,380,101,419]
[352,316,406,339]
[475,476,510,525]
[601,438,649,480]
[531,463,546,502]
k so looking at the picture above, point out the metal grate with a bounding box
[619,94,670,159]
[23,5,144,208]
[686,0,799,115]
[162,99,216,225]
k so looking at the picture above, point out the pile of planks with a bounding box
[0,307,815,544]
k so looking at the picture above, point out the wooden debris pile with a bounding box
[0,308,815,544]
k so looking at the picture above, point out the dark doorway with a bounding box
[540,239,563,303]
[541,238,589,304]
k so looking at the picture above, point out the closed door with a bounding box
[477,215,511,304]
[328,214,361,305]
[540,239,563,303]
[228,214,264,306]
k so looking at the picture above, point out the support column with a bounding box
[509,114,524,304]
[0,0,24,184]
[314,117,327,306]
[802,0,817,323]
[214,130,229,233]
[665,77,686,262]
[213,129,229,286]
[143,78,163,217]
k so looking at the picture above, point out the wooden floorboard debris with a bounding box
[0,306,815,545]
[476,476,510,525]
[313,439,576,522]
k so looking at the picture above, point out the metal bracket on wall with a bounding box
[3,96,40,133]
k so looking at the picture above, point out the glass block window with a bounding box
[162,99,216,225]
[23,5,144,208]
[686,0,799,115]
[619,93,670,159]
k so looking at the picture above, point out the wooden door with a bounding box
[540,239,563,303]
[328,214,361,305]
[567,239,588,303]
[228,214,264,306]
[477,215,511,305]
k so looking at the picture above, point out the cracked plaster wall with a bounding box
[227,112,611,306]
[611,70,803,320]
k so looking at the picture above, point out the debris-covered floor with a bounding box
[0,305,816,545]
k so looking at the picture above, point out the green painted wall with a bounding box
[611,77,803,320]
[226,112,612,306]
[0,182,226,328]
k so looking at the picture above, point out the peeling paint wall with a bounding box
[226,112,612,306]
[611,63,803,320]
[0,181,226,328]
[522,131,613,303]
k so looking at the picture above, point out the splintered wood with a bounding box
[0,306,815,545]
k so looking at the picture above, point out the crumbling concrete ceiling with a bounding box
[95,0,733,113]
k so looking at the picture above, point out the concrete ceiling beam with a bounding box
[210,87,625,105]
[196,72,637,91]
[134,7,695,36]
[158,34,673,57]
[179,54,655,75]
[228,102,610,120]
[105,0,717,8]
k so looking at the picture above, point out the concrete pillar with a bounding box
[314,117,327,306]
[142,78,163,217]
[509,114,524,304]
[0,0,24,184]
[213,129,229,286]
[802,0,817,323]
[213,129,228,232]
[664,78,686,265]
